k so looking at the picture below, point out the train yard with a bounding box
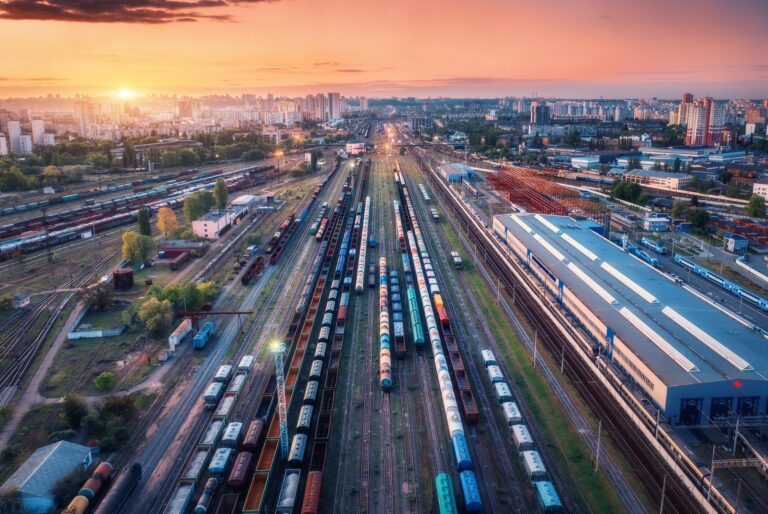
[6,123,768,514]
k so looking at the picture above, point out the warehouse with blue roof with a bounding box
[493,213,768,425]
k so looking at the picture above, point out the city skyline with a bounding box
[1,0,767,98]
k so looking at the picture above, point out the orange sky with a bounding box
[0,0,766,98]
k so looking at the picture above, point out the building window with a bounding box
[736,397,760,417]
[679,398,702,425]
[710,397,732,419]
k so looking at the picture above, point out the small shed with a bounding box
[723,233,748,254]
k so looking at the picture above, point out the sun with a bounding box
[117,88,136,99]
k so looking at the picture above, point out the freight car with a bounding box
[194,477,218,514]
[227,451,254,489]
[193,321,215,349]
[435,473,459,514]
[91,463,142,514]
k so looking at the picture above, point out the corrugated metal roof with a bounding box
[1,441,91,498]
[495,213,768,387]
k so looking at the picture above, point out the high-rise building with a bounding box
[327,92,341,121]
[43,133,55,146]
[178,101,194,118]
[19,134,33,155]
[360,97,369,110]
[685,97,723,146]
[530,101,550,124]
[0,134,7,156]
[7,120,21,154]
[681,92,694,104]
[75,100,99,138]
[31,119,45,145]
[314,94,326,121]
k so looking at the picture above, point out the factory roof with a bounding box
[1,441,92,498]
[624,169,692,180]
[495,213,768,388]
[439,163,473,175]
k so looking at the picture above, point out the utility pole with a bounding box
[707,444,716,502]
[532,329,538,368]
[273,343,289,459]
[560,344,565,374]
[594,419,602,472]
[659,474,667,514]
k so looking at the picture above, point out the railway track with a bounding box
[0,249,122,405]
[411,146,706,514]
[126,168,347,513]
[375,159,397,514]
[399,156,526,513]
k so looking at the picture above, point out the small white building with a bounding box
[0,134,8,156]
[438,163,474,184]
[345,142,366,155]
[753,182,768,200]
[192,209,239,240]
[642,216,669,232]
[624,169,693,189]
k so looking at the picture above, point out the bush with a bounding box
[48,429,77,443]
[81,415,105,436]
[52,468,90,508]
[61,394,88,429]
[94,371,116,391]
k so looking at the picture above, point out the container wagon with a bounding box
[512,424,534,450]
[237,354,254,372]
[521,450,547,480]
[534,481,563,512]
[502,401,522,426]
[288,433,307,464]
[242,419,265,452]
[221,422,244,448]
[494,382,513,404]
[481,349,497,367]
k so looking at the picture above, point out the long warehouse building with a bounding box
[493,213,768,425]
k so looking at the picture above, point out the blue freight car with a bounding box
[193,321,215,349]
[459,470,482,512]
[534,481,563,512]
[452,433,473,471]
[435,473,459,514]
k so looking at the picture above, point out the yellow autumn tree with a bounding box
[156,206,179,237]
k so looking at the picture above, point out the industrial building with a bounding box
[438,163,474,184]
[0,441,93,513]
[493,213,768,424]
[624,169,693,189]
[191,207,246,240]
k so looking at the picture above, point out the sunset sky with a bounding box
[0,0,766,98]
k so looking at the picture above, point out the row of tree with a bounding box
[127,281,219,335]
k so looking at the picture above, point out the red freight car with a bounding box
[300,471,322,514]
[241,419,265,452]
[169,251,190,271]
[227,451,253,489]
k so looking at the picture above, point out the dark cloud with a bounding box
[336,68,365,73]
[313,61,339,67]
[0,0,275,24]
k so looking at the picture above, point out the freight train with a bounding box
[379,257,392,389]
[397,176,482,512]
[480,348,563,512]
[0,165,275,261]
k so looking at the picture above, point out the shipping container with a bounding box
[487,365,504,383]
[534,481,563,512]
[214,364,233,383]
[238,355,254,372]
[494,382,513,404]
[481,349,497,367]
[221,422,244,448]
[512,424,534,450]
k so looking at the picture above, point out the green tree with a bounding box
[214,178,228,209]
[137,207,151,236]
[121,231,156,263]
[138,297,174,335]
[181,282,203,312]
[688,208,710,228]
[80,282,113,312]
[746,195,766,218]
[98,395,138,421]
[94,371,116,391]
[673,158,681,172]
[183,190,215,223]
[61,394,88,429]
[726,180,741,198]
[670,200,690,219]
